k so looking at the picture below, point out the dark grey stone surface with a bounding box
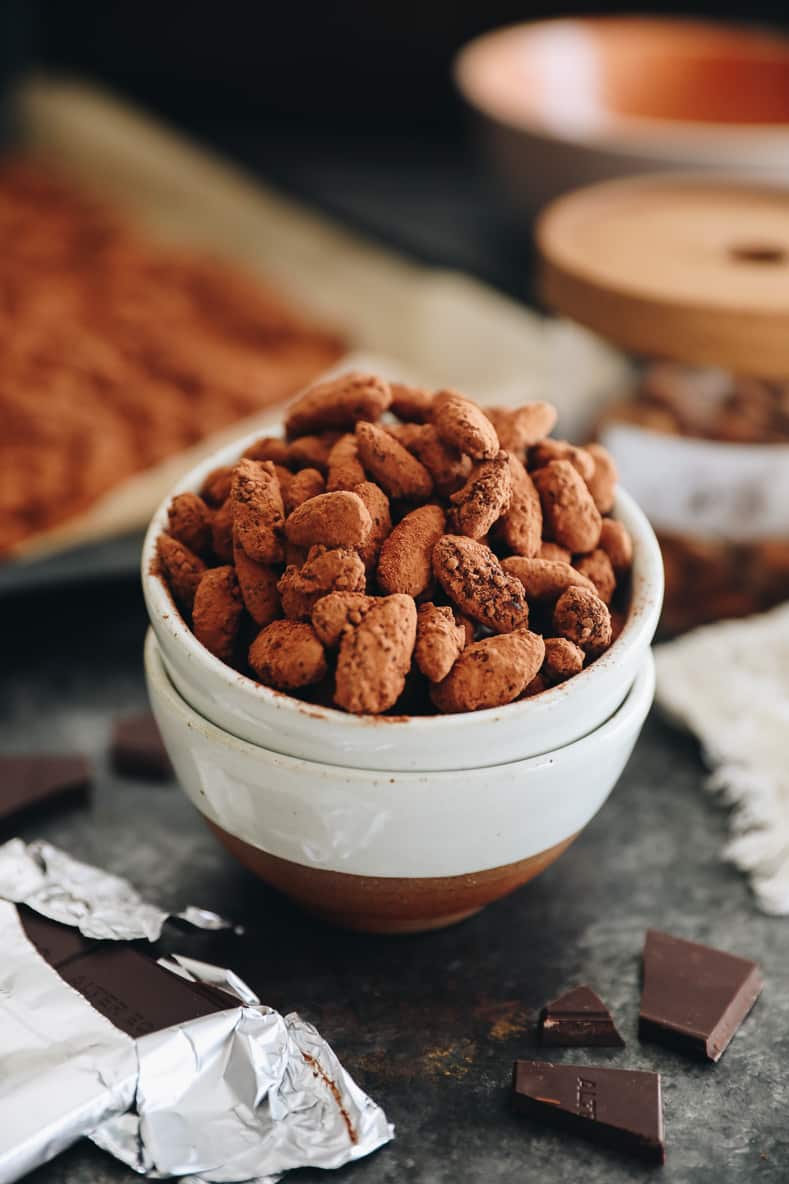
[2,579,787,1184]
[3,112,788,1179]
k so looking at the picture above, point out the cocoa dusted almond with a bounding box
[285,372,391,438]
[389,382,434,423]
[448,451,512,540]
[532,460,602,553]
[433,390,500,460]
[286,432,340,474]
[430,629,545,713]
[501,556,596,603]
[542,637,585,684]
[584,442,618,514]
[200,465,233,507]
[231,458,285,564]
[399,423,471,496]
[413,602,467,683]
[248,620,328,690]
[278,546,366,620]
[242,435,291,466]
[486,402,558,457]
[377,504,446,597]
[284,468,325,514]
[167,492,213,556]
[334,594,417,714]
[210,498,235,563]
[312,591,375,647]
[233,539,281,627]
[355,421,434,500]
[433,534,530,634]
[575,548,617,605]
[529,438,595,481]
[553,586,612,655]
[353,480,392,572]
[497,455,542,558]
[157,534,205,613]
[285,490,372,549]
[326,433,366,491]
[599,517,633,574]
[192,565,243,663]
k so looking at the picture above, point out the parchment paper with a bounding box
[9,76,626,565]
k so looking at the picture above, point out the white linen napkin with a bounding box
[655,602,789,914]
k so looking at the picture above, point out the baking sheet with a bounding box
[1,76,627,591]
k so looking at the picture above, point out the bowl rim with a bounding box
[145,626,656,781]
[454,15,789,158]
[142,420,663,735]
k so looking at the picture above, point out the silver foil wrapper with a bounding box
[0,839,232,939]
[0,901,139,1183]
[0,843,393,1183]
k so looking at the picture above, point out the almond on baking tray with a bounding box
[0,159,346,559]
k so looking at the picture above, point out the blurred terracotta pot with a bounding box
[455,17,789,216]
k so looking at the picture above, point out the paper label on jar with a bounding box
[600,424,789,542]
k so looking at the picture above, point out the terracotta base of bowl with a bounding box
[207,820,578,933]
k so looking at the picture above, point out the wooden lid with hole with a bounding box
[537,175,789,377]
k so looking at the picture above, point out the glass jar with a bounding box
[538,175,789,634]
[597,362,789,633]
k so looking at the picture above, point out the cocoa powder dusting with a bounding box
[157,372,633,714]
[301,1052,359,1145]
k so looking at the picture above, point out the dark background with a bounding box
[0,2,783,303]
[29,2,789,126]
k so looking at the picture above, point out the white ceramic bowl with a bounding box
[455,17,789,217]
[142,426,663,773]
[145,629,655,932]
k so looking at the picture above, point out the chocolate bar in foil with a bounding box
[0,841,393,1183]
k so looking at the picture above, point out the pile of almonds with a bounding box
[157,373,633,715]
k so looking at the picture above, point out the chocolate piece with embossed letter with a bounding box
[539,985,625,1047]
[512,1060,664,1163]
[639,929,763,1062]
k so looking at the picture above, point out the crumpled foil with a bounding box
[0,838,232,940]
[92,1001,393,1184]
[0,842,393,1184]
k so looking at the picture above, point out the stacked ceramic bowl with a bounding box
[142,429,663,933]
